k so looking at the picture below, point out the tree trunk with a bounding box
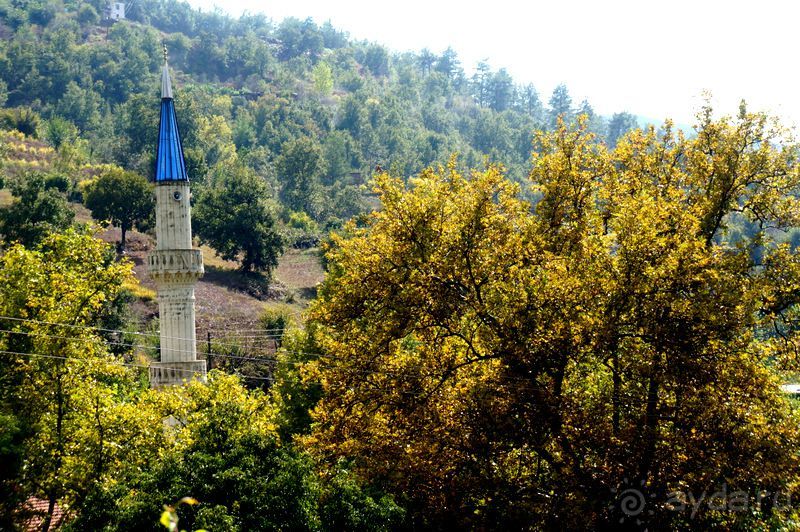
[119,223,128,252]
[612,349,621,435]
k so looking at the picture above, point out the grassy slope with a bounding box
[97,228,324,343]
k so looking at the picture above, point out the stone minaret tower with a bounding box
[147,54,205,387]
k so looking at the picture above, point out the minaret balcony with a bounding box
[147,248,204,282]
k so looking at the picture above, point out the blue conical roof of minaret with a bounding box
[154,60,188,182]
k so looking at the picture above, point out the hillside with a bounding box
[0,0,641,197]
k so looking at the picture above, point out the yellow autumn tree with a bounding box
[304,109,800,529]
[0,229,163,530]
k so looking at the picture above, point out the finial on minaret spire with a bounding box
[161,45,173,100]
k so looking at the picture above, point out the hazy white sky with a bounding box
[185,0,800,128]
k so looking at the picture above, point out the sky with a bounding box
[184,0,800,128]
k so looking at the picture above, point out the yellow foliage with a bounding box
[304,110,800,528]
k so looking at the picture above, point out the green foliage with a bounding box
[312,61,333,95]
[67,372,404,532]
[194,164,283,273]
[43,173,70,194]
[0,107,41,137]
[0,229,149,531]
[4,4,784,529]
[44,116,78,149]
[276,136,325,218]
[276,17,324,62]
[607,111,639,147]
[55,82,103,133]
[362,45,389,77]
[0,412,24,529]
[83,167,154,250]
[271,328,324,441]
[76,3,99,25]
[319,461,406,531]
[0,172,75,247]
[0,0,640,217]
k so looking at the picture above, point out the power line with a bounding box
[0,315,284,351]
[0,345,670,404]
[0,349,274,382]
[0,318,692,405]
[0,327,279,363]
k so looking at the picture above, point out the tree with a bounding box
[548,83,572,128]
[417,48,435,76]
[363,44,390,77]
[306,110,800,529]
[434,47,461,82]
[76,3,99,25]
[0,172,74,247]
[44,116,78,150]
[68,373,406,531]
[470,60,492,108]
[276,137,325,218]
[576,98,594,119]
[276,17,323,61]
[489,68,514,112]
[55,82,102,133]
[607,111,639,147]
[312,61,334,95]
[323,130,357,184]
[517,83,543,121]
[83,168,154,251]
[0,107,40,137]
[0,412,23,529]
[193,165,284,274]
[0,229,152,531]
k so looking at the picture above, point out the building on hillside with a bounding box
[105,2,125,21]
[147,55,206,387]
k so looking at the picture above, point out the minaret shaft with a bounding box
[147,60,205,387]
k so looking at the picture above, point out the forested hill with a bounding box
[0,0,640,223]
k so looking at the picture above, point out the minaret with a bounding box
[147,52,205,387]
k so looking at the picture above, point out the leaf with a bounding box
[159,510,173,529]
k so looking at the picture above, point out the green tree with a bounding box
[76,3,99,25]
[363,44,389,77]
[312,61,334,95]
[434,47,461,82]
[0,229,153,532]
[55,82,102,133]
[516,83,543,121]
[417,48,435,75]
[322,130,359,184]
[0,80,7,108]
[548,83,572,128]
[69,373,405,531]
[607,111,639,147]
[0,172,75,247]
[490,68,514,112]
[44,116,78,150]
[276,17,323,61]
[0,107,41,137]
[193,165,284,274]
[0,412,23,529]
[83,168,154,251]
[276,136,325,218]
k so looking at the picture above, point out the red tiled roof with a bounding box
[20,496,69,531]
